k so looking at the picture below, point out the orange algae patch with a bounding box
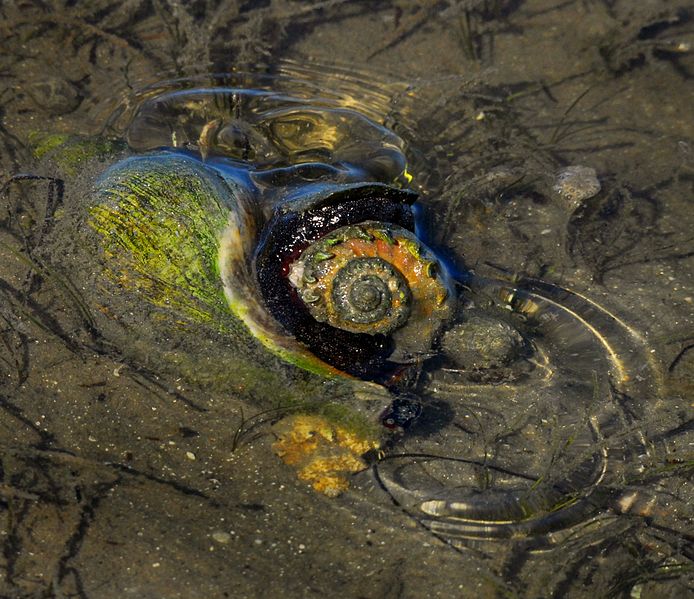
[272,414,379,497]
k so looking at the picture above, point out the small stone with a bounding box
[212,531,231,544]
[185,451,196,460]
[441,316,524,370]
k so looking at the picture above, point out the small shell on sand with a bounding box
[552,165,601,208]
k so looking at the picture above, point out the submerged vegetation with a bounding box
[0,1,692,597]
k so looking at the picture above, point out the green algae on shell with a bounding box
[29,132,126,175]
[90,154,240,327]
[90,152,345,379]
[85,151,390,441]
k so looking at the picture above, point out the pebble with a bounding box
[212,531,231,544]
[441,316,524,369]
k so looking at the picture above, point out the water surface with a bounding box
[0,1,692,597]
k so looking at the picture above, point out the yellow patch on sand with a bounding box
[272,414,379,498]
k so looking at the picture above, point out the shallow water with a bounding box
[1,1,693,598]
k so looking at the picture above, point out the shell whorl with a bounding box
[299,255,412,334]
[288,222,451,339]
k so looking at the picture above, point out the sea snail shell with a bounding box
[252,181,456,381]
[90,151,455,383]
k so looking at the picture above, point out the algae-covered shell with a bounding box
[89,150,456,383]
[89,151,334,378]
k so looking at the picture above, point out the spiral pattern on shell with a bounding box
[288,222,451,338]
[330,257,411,333]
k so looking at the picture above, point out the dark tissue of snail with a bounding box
[105,82,657,538]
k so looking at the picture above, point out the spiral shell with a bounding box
[289,221,452,351]
[253,184,456,379]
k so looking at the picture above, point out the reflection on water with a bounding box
[373,275,660,540]
[125,84,408,183]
